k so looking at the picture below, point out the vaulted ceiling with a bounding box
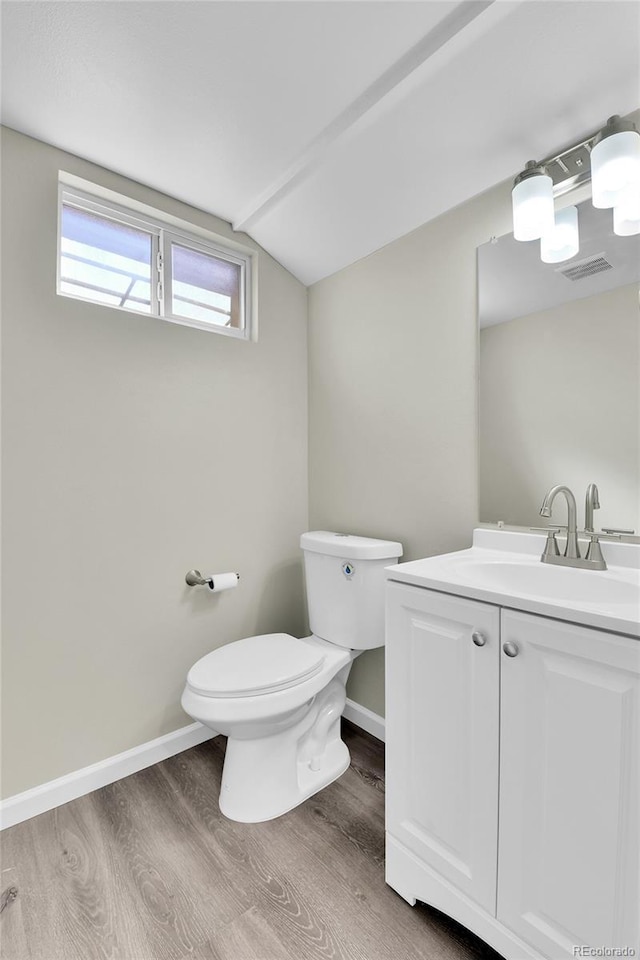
[2,1,639,285]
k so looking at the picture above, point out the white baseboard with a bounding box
[2,700,383,831]
[343,698,385,742]
[0,722,215,831]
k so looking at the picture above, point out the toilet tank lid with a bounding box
[300,531,403,560]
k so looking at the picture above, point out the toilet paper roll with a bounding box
[206,572,239,593]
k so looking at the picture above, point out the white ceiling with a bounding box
[2,1,639,286]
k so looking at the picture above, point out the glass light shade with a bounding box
[540,205,580,263]
[591,130,640,208]
[512,173,555,241]
[613,186,640,236]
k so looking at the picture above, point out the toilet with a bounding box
[181,531,402,823]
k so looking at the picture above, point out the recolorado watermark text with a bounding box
[572,948,636,957]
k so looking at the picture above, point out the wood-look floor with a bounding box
[1,722,502,960]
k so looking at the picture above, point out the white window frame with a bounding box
[163,231,249,336]
[57,183,253,340]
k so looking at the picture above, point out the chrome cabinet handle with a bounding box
[471,631,487,647]
[503,641,519,658]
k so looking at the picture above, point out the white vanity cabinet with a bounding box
[385,583,500,913]
[386,582,640,960]
[498,610,639,958]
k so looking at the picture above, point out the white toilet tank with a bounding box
[300,531,403,650]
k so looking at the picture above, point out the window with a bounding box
[167,237,242,330]
[59,203,154,314]
[58,184,252,339]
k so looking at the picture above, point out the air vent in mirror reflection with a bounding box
[556,253,614,281]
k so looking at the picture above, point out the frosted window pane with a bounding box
[127,279,152,308]
[61,255,133,295]
[60,204,152,312]
[59,281,121,307]
[171,243,241,328]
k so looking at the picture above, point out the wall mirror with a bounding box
[477,196,640,533]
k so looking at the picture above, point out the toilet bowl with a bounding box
[182,633,356,822]
[182,531,402,823]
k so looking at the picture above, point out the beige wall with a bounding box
[8,122,632,788]
[1,128,308,798]
[308,182,513,716]
[480,284,640,531]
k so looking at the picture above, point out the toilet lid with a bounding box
[186,633,326,698]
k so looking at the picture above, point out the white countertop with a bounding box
[385,528,640,638]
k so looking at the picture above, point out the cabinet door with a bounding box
[386,583,500,914]
[498,610,640,958]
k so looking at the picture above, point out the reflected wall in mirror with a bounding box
[478,196,640,532]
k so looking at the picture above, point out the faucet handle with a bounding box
[578,530,617,568]
[601,527,635,536]
[531,526,561,559]
[578,530,622,540]
[580,529,620,569]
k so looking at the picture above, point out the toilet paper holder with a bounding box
[185,569,240,588]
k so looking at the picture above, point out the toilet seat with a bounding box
[186,633,326,698]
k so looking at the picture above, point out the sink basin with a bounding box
[386,529,640,637]
[454,558,640,608]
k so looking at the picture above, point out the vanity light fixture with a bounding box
[540,205,579,263]
[512,162,555,241]
[512,114,640,259]
[613,186,640,237]
[591,115,640,209]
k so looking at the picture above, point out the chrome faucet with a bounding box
[537,482,620,570]
[584,482,600,532]
[539,484,580,559]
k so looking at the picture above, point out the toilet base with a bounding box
[219,674,351,822]
[220,737,350,823]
